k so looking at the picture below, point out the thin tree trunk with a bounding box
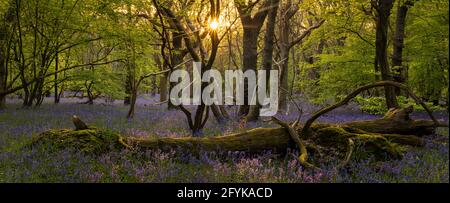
[54,49,59,104]
[211,104,226,123]
[127,90,137,118]
[124,73,132,105]
[278,19,290,112]
[0,33,6,109]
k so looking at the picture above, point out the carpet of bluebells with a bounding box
[0,95,448,183]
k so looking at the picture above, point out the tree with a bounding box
[373,0,398,109]
[276,0,325,112]
[153,0,222,135]
[392,0,414,96]
[234,0,271,118]
[246,0,279,121]
[0,0,121,105]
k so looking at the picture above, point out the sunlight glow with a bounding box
[209,20,219,30]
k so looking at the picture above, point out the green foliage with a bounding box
[355,96,447,115]
[31,128,123,154]
[292,0,449,108]
[354,96,387,115]
[405,0,449,102]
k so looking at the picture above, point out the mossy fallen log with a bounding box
[31,107,438,159]
[343,106,441,136]
[30,81,448,169]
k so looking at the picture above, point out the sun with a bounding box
[209,19,219,30]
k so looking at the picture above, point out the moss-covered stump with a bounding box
[31,127,126,153]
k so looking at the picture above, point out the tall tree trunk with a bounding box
[238,28,259,117]
[235,0,271,118]
[375,0,398,109]
[247,0,279,121]
[392,0,412,96]
[278,18,290,112]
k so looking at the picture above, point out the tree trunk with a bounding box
[235,0,271,118]
[167,31,184,110]
[238,28,259,117]
[159,72,168,103]
[211,104,226,123]
[54,50,60,104]
[247,0,280,121]
[124,74,132,105]
[278,19,290,112]
[0,37,6,109]
[392,1,412,96]
[127,90,137,119]
[375,0,398,109]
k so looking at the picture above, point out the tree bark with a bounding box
[392,0,413,96]
[374,0,398,109]
[247,0,280,121]
[54,50,60,104]
[278,19,290,112]
[235,0,271,117]
[167,31,184,110]
[238,28,259,117]
[0,31,6,109]
[159,72,168,103]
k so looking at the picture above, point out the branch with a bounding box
[301,81,443,138]
[0,58,123,97]
[289,19,325,49]
[341,27,375,47]
[272,116,319,170]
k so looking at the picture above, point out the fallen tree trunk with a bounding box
[301,81,443,139]
[31,81,448,168]
[32,107,440,158]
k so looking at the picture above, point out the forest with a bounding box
[0,0,448,183]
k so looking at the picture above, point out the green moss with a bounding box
[314,126,404,160]
[31,128,124,154]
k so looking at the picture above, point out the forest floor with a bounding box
[0,95,448,183]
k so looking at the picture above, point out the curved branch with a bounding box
[337,138,354,169]
[272,116,319,170]
[301,81,442,138]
